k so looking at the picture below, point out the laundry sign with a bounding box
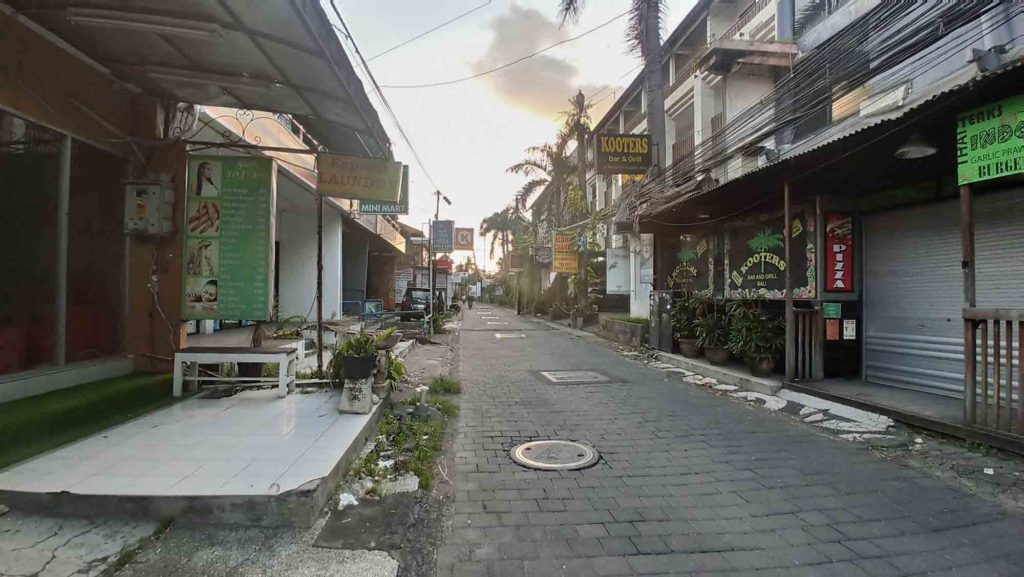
[317,153,402,201]
[825,213,853,292]
[956,94,1024,185]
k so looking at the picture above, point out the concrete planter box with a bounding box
[599,318,647,348]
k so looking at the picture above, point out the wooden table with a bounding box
[172,346,297,398]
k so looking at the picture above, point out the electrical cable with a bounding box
[379,10,631,89]
[367,0,492,61]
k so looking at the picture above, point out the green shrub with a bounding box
[429,375,462,394]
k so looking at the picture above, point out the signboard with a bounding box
[823,302,842,319]
[826,319,840,341]
[317,153,402,201]
[595,133,652,175]
[956,94,1024,185]
[435,255,453,271]
[182,155,275,320]
[395,267,414,304]
[552,231,578,273]
[843,319,857,340]
[825,213,853,292]
[509,253,524,272]
[725,209,815,299]
[534,246,552,264]
[432,220,454,252]
[669,234,712,291]
[359,164,409,214]
[454,227,474,250]
[639,233,654,284]
[606,246,630,294]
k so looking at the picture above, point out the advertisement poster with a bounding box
[317,153,402,201]
[606,246,630,294]
[183,156,275,320]
[956,94,1024,185]
[725,209,815,299]
[595,133,652,174]
[432,220,454,252]
[552,231,578,273]
[639,233,654,284]
[359,164,409,215]
[825,213,853,292]
[670,234,712,291]
[454,227,474,250]
[394,267,414,305]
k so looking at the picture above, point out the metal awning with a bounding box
[8,0,389,156]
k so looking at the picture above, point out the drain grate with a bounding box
[495,333,526,339]
[510,440,599,471]
[537,370,612,384]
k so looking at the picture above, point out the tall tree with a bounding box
[480,207,522,273]
[559,0,666,172]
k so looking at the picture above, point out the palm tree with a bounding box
[559,0,666,172]
[480,207,522,273]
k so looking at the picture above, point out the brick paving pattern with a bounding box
[436,307,1024,576]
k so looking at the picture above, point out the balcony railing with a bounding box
[671,131,695,184]
[722,0,773,41]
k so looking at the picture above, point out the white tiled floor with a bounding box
[0,389,372,497]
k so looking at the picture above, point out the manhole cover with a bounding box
[481,316,499,319]
[539,370,611,384]
[486,321,508,325]
[495,333,526,339]
[510,440,599,471]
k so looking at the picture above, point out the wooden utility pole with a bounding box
[575,90,589,310]
[961,184,976,425]
[316,194,324,376]
[784,179,795,381]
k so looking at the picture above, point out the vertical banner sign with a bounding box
[183,156,275,320]
[359,164,409,214]
[825,213,853,292]
[454,227,474,250]
[606,246,630,294]
[432,220,454,252]
[317,153,402,201]
[956,94,1024,185]
[639,233,654,284]
[552,231,578,273]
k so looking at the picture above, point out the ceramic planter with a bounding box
[749,356,774,377]
[677,338,701,358]
[704,346,730,366]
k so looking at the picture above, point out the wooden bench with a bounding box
[172,346,297,398]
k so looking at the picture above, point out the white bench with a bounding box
[172,346,297,398]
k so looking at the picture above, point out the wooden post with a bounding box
[784,179,795,381]
[316,194,324,376]
[960,184,976,426]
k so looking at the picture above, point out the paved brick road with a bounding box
[436,306,1024,577]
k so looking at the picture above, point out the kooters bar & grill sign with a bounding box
[956,94,1024,185]
[725,208,815,299]
[595,134,652,175]
[317,153,402,201]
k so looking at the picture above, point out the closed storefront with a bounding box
[864,189,1024,397]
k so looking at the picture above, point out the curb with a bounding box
[656,351,782,396]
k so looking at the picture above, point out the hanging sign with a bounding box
[454,227,474,250]
[317,153,402,201]
[956,94,1024,185]
[432,220,454,252]
[725,209,815,299]
[359,164,409,214]
[552,231,578,273]
[825,213,854,292]
[595,133,652,174]
[182,156,275,320]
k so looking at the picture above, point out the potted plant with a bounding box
[694,300,730,365]
[336,332,377,380]
[672,291,702,358]
[375,327,401,350]
[726,300,784,377]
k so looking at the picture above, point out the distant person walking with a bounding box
[467,293,475,309]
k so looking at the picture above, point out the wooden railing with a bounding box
[793,307,823,381]
[671,132,695,184]
[964,308,1023,436]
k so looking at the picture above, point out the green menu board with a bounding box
[182,156,275,321]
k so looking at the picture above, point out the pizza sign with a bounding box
[825,213,853,292]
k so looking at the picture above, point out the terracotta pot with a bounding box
[749,356,774,377]
[677,338,701,358]
[704,346,730,366]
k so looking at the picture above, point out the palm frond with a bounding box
[557,0,585,25]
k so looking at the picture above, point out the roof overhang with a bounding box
[697,39,798,75]
[7,0,390,157]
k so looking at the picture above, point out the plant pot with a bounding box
[749,356,774,377]
[704,346,730,366]
[343,354,375,380]
[677,338,701,358]
[371,381,390,398]
[375,333,401,350]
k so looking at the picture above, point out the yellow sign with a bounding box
[317,153,402,201]
[552,231,578,273]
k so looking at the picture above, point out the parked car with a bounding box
[398,287,431,320]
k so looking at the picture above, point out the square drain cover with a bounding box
[538,370,611,384]
[495,333,526,339]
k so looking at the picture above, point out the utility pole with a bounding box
[574,90,590,312]
[428,190,451,335]
[316,193,324,376]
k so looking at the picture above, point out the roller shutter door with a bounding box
[863,190,1024,398]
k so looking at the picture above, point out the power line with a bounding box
[379,10,630,89]
[368,0,492,61]
[329,0,443,192]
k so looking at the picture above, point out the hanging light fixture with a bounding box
[895,131,937,159]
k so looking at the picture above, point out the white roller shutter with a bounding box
[863,189,1024,398]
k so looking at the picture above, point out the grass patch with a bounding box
[0,373,176,470]
[429,396,460,418]
[428,375,462,395]
[614,316,651,326]
[358,410,446,490]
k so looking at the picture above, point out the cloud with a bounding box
[471,5,608,119]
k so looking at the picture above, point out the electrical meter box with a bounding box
[124,181,174,236]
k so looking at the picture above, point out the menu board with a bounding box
[182,156,275,320]
[724,208,815,299]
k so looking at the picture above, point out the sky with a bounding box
[333,0,697,270]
